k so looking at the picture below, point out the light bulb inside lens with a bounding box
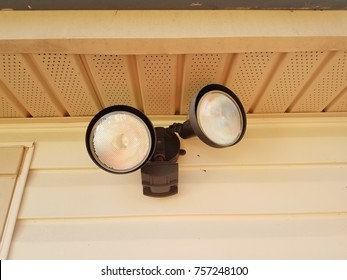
[91,111,151,173]
[197,91,243,146]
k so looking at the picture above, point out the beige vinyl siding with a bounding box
[0,115,346,259]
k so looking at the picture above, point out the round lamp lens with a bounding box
[197,91,243,146]
[86,106,155,174]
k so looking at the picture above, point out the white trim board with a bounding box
[0,144,34,259]
[0,10,347,54]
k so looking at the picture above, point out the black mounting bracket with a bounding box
[141,126,185,197]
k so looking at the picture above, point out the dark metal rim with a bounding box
[189,84,247,148]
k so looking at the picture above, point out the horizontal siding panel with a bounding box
[30,136,347,169]
[18,165,347,219]
[0,117,346,169]
[0,146,24,174]
[9,214,347,259]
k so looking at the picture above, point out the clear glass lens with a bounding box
[91,112,151,172]
[197,91,243,146]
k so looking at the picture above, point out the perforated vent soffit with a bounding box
[0,51,347,118]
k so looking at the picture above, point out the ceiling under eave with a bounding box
[0,10,346,119]
[0,51,346,118]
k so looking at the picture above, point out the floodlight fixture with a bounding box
[175,84,247,148]
[86,84,246,197]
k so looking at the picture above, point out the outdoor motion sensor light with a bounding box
[174,84,247,148]
[86,105,156,174]
[86,84,246,197]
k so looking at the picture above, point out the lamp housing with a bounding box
[178,84,247,148]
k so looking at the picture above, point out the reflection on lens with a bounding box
[92,112,151,173]
[197,91,243,146]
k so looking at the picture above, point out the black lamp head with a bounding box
[85,105,156,174]
[187,84,247,148]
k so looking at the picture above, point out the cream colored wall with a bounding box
[0,114,346,259]
[0,9,346,260]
